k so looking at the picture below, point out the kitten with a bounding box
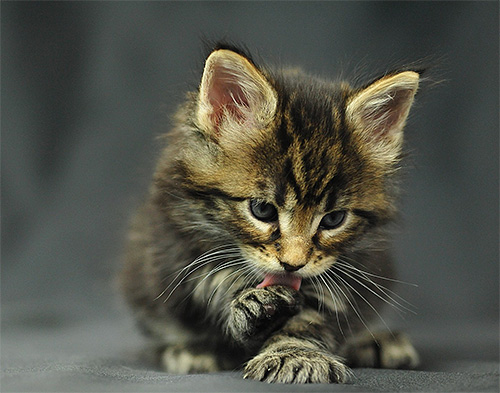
[119,44,421,384]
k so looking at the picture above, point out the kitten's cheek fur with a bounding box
[226,286,301,348]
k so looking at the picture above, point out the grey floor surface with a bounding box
[1,296,498,392]
[2,2,499,392]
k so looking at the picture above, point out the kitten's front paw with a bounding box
[342,331,420,369]
[227,286,300,348]
[244,348,349,384]
[161,344,220,374]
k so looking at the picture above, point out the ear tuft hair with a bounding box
[346,71,420,164]
[195,48,277,147]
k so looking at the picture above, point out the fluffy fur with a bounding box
[119,45,420,384]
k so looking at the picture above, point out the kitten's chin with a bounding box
[256,273,302,291]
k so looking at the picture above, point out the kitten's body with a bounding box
[120,45,420,383]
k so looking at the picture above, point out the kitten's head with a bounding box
[158,47,419,289]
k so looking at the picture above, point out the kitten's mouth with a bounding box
[256,273,302,291]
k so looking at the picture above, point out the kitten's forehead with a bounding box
[272,153,347,212]
[268,91,352,211]
[277,200,319,237]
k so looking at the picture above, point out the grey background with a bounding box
[2,1,498,392]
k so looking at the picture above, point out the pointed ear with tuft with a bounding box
[195,49,278,145]
[346,71,420,162]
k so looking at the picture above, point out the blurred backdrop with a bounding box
[2,2,498,342]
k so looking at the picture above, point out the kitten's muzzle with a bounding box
[278,236,311,273]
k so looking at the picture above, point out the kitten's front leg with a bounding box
[243,309,350,384]
[226,285,301,350]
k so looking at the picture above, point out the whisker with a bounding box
[207,265,255,306]
[185,258,247,283]
[334,264,414,317]
[310,276,325,314]
[335,260,417,313]
[240,265,263,290]
[325,270,377,337]
[317,274,347,339]
[323,272,361,336]
[337,258,418,287]
[160,244,239,280]
[167,256,245,302]
[325,269,392,340]
[156,253,240,301]
[155,245,241,301]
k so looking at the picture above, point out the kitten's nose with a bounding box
[279,235,310,272]
[280,261,305,272]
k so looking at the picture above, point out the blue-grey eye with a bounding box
[319,210,346,230]
[249,200,278,222]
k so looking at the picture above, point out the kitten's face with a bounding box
[192,103,388,282]
[236,196,353,280]
[163,48,418,287]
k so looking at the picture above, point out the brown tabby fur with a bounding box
[119,44,421,383]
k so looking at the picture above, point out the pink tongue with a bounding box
[256,273,302,291]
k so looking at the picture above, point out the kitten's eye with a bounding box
[249,200,278,223]
[319,210,346,230]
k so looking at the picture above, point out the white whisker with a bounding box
[154,245,241,301]
[317,274,347,339]
[325,269,391,340]
[310,276,325,314]
[334,264,413,317]
[338,257,418,287]
[186,258,247,283]
[335,260,417,314]
[207,265,254,306]
[324,270,376,338]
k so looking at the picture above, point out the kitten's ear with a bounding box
[196,49,277,143]
[346,71,419,161]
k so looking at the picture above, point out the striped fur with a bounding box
[119,45,420,383]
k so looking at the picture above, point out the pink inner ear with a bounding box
[366,88,413,139]
[207,65,250,129]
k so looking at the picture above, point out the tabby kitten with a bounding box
[119,44,421,384]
